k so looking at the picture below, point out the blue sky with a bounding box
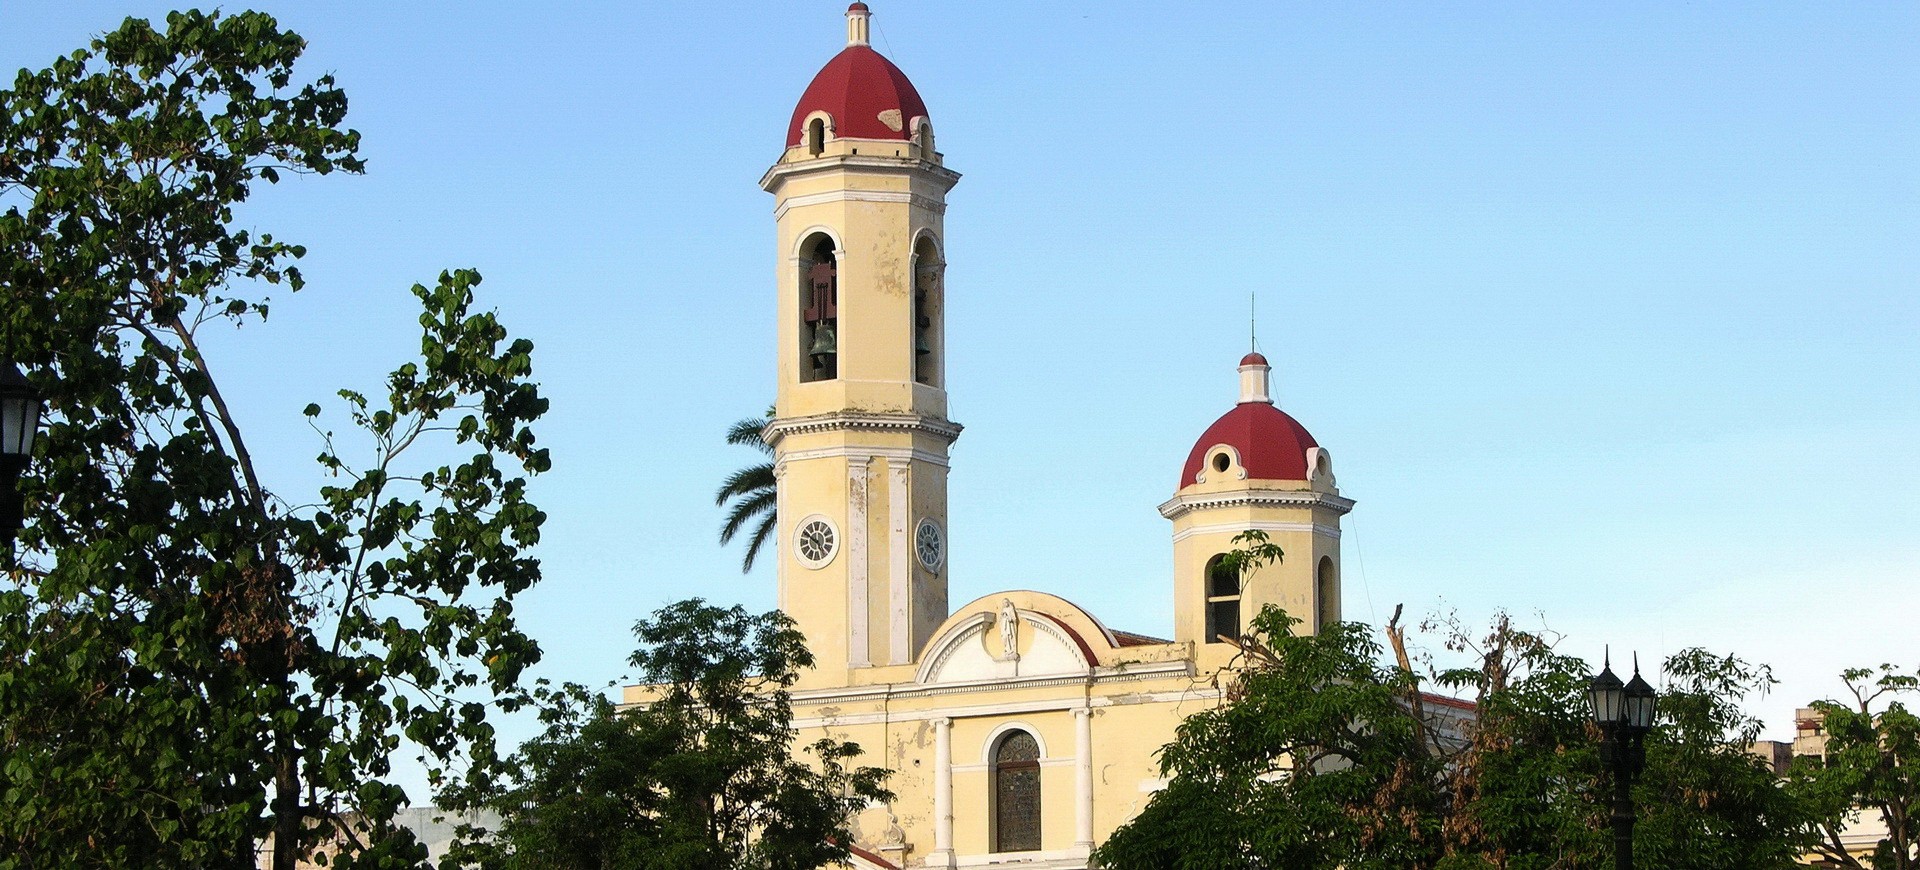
[5,1,1916,792]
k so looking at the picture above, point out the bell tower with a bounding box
[1160,354,1354,665]
[763,3,961,688]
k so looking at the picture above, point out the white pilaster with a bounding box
[773,462,788,616]
[1074,708,1094,851]
[931,717,955,867]
[888,462,911,664]
[847,457,872,667]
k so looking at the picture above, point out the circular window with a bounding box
[793,514,839,569]
[1212,452,1231,473]
[914,518,945,572]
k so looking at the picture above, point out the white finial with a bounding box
[846,3,871,47]
[1238,353,1273,405]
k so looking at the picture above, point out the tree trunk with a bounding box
[272,739,301,870]
[1386,604,1429,755]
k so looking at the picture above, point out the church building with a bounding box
[629,6,1355,867]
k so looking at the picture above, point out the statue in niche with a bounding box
[998,598,1019,661]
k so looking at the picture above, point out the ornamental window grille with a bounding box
[992,730,1041,852]
[1205,554,1240,643]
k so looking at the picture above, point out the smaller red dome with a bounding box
[787,46,929,147]
[1179,402,1319,488]
[1239,352,1269,367]
[848,1,870,10]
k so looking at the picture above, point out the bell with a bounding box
[809,320,837,360]
[916,332,931,356]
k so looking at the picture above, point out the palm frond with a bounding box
[718,407,780,572]
[739,512,776,574]
[715,463,776,505]
[725,410,775,453]
[720,490,776,545]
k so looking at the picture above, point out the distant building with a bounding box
[256,808,498,869]
[1787,706,1888,866]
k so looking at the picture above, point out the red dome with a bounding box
[1179,402,1319,488]
[787,45,929,146]
[1239,352,1269,367]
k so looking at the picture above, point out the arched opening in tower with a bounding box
[800,234,838,382]
[913,234,943,387]
[807,117,826,157]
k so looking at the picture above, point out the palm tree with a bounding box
[716,411,776,572]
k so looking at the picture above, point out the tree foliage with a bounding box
[1094,604,1808,870]
[1787,665,1920,869]
[452,600,890,869]
[0,12,547,868]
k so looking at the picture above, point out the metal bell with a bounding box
[809,320,838,360]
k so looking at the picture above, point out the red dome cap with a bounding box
[787,45,929,146]
[1179,402,1319,488]
[1239,352,1269,367]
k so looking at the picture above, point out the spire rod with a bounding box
[1250,292,1257,354]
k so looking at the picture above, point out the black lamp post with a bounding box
[0,362,44,546]
[1589,652,1658,870]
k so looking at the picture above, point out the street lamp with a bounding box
[1589,652,1658,870]
[0,362,44,545]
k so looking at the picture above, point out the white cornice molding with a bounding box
[776,444,951,470]
[1157,489,1356,521]
[771,188,951,221]
[761,154,962,195]
[789,659,1195,714]
[788,665,1211,729]
[766,411,962,446]
[1171,520,1343,543]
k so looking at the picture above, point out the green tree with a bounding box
[1094,604,1807,870]
[1786,665,1920,869]
[715,411,775,572]
[0,12,547,868]
[453,599,890,869]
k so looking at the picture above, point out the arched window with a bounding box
[1204,554,1240,643]
[992,730,1041,852]
[799,235,838,382]
[1317,556,1338,631]
[913,117,936,156]
[807,117,826,157]
[912,235,943,386]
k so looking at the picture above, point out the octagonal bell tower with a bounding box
[763,3,962,688]
[1160,354,1354,669]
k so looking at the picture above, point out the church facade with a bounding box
[628,6,1354,867]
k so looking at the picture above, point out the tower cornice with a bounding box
[771,188,950,223]
[761,154,962,195]
[765,410,963,447]
[1157,489,1355,521]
